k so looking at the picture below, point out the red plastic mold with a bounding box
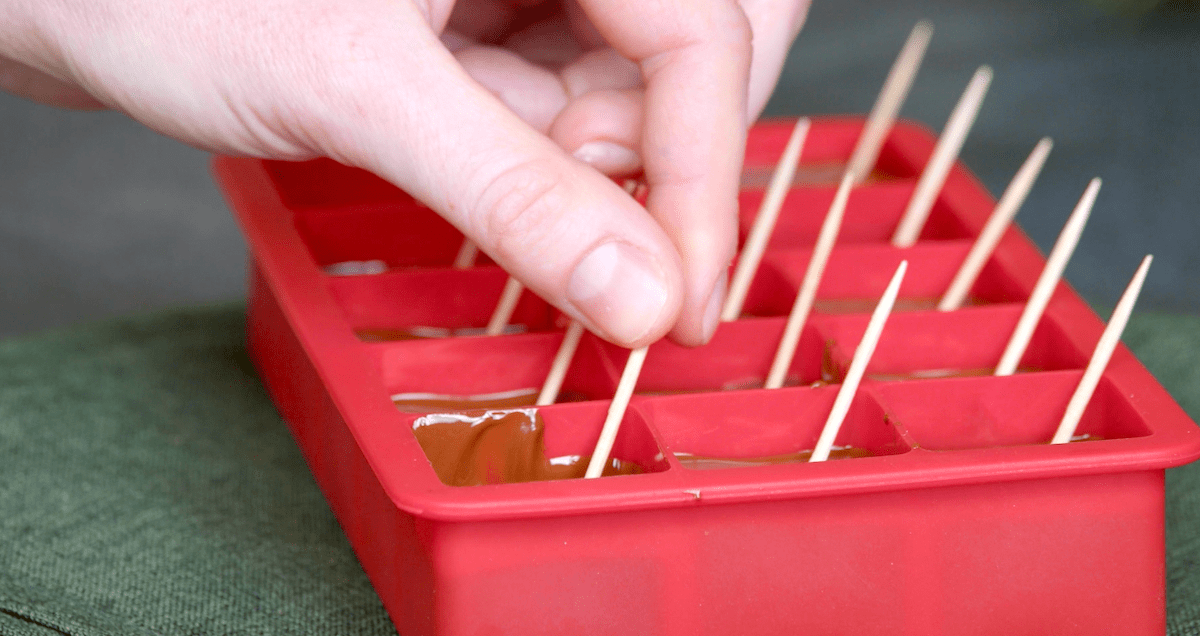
[214,117,1200,635]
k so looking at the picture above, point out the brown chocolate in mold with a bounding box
[357,324,527,341]
[675,446,872,470]
[412,409,642,486]
[740,162,897,189]
[393,389,589,414]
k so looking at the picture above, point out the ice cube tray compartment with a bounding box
[761,240,1028,313]
[591,318,826,395]
[637,385,909,469]
[816,304,1090,382]
[328,266,559,335]
[872,372,1152,451]
[296,201,479,270]
[370,331,620,402]
[215,116,1200,636]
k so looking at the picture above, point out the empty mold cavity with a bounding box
[762,242,1027,314]
[872,372,1152,451]
[265,158,408,208]
[639,385,908,469]
[595,319,825,396]
[411,401,670,486]
[295,203,475,271]
[327,267,557,337]
[816,305,1089,382]
[375,332,619,412]
[741,119,920,187]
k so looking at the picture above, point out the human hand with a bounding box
[0,0,809,347]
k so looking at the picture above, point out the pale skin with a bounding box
[0,0,810,347]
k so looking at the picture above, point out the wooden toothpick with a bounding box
[1051,255,1152,444]
[765,171,854,389]
[485,276,525,336]
[938,137,1053,311]
[453,239,479,269]
[891,66,993,248]
[995,178,1100,375]
[722,117,811,322]
[845,21,934,183]
[537,320,585,406]
[811,261,907,462]
[585,346,649,479]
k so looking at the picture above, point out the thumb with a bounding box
[330,9,684,347]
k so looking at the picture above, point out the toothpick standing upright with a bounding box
[1052,255,1152,444]
[891,66,993,248]
[845,21,934,183]
[938,137,1053,311]
[995,178,1100,375]
[811,261,907,462]
[722,118,811,322]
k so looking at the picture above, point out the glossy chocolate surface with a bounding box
[412,409,642,486]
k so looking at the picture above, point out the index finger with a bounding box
[574,0,752,345]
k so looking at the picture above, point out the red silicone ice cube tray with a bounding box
[214,117,1200,635]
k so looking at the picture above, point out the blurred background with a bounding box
[0,0,1196,339]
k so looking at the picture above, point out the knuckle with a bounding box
[468,158,573,263]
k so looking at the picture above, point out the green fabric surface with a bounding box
[0,304,1197,635]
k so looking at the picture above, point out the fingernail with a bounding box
[573,141,640,173]
[701,271,727,343]
[568,242,669,344]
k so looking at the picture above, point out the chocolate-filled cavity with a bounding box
[815,305,1087,384]
[813,296,945,315]
[358,324,527,341]
[595,319,826,397]
[675,446,872,470]
[871,373,1151,451]
[328,267,558,338]
[638,385,910,467]
[740,162,896,189]
[412,410,642,486]
[392,389,590,413]
[394,388,539,413]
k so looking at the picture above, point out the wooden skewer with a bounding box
[938,137,1053,311]
[811,261,906,462]
[891,66,993,248]
[485,276,525,336]
[765,171,854,389]
[537,320,586,406]
[722,117,812,322]
[845,21,934,183]
[1051,255,1152,444]
[585,346,650,478]
[995,177,1100,376]
[453,239,479,269]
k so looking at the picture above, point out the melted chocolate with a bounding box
[323,259,388,276]
[675,446,872,470]
[412,409,643,486]
[357,324,527,341]
[393,388,540,413]
[740,161,896,189]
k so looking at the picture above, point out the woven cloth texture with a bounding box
[0,304,1197,635]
